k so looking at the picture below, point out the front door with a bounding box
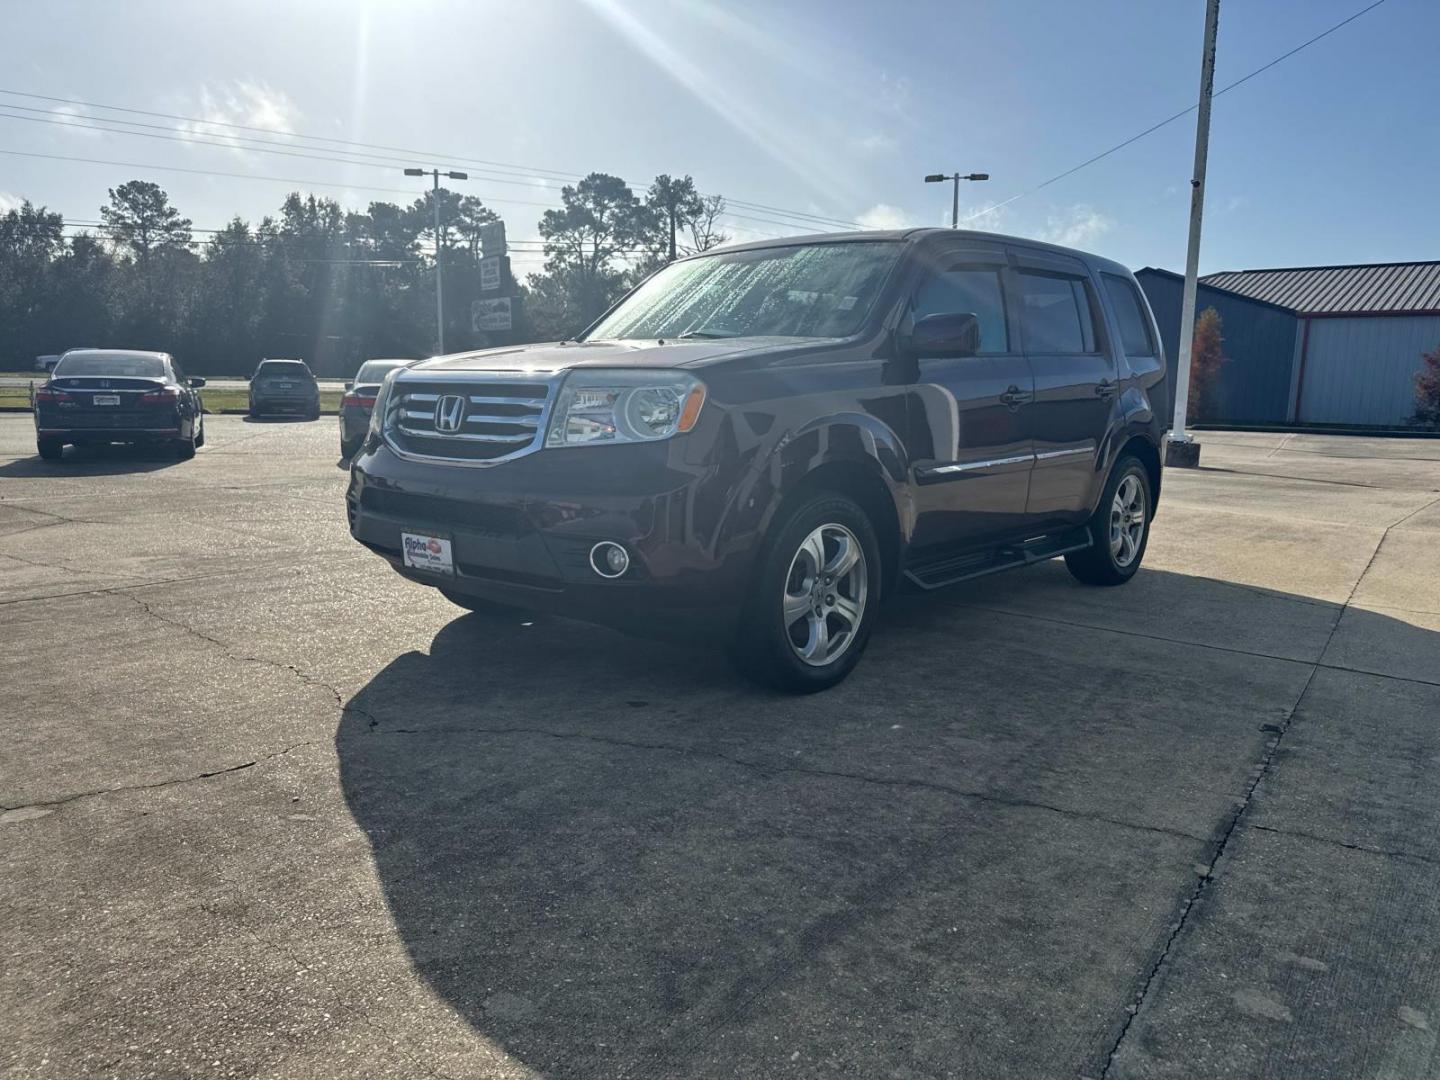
[904,245,1035,551]
[1011,250,1119,521]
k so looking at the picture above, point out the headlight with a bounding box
[367,368,402,439]
[546,370,706,448]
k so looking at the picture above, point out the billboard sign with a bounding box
[471,297,513,332]
[478,220,507,257]
[480,256,503,291]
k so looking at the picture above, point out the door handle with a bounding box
[1095,380,1117,399]
[999,386,1032,408]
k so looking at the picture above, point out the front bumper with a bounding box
[346,438,749,636]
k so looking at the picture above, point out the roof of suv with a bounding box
[703,227,1132,278]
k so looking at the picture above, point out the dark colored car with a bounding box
[340,359,413,458]
[249,359,320,419]
[348,228,1167,691]
[34,349,206,461]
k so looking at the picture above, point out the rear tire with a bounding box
[732,492,881,693]
[340,437,361,459]
[438,588,521,617]
[308,405,321,421]
[37,437,63,461]
[194,418,205,448]
[1064,454,1152,586]
[248,404,260,419]
[175,431,197,460]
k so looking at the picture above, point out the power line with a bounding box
[0,147,565,209]
[0,87,862,233]
[961,0,1389,223]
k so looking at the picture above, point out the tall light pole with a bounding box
[1166,0,1220,469]
[405,167,468,354]
[924,172,990,228]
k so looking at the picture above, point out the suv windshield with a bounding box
[584,241,904,342]
[54,353,166,378]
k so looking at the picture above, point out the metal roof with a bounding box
[1200,261,1440,316]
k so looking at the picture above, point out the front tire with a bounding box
[1064,455,1152,586]
[733,492,882,693]
[37,437,63,461]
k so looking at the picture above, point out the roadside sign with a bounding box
[480,256,502,292]
[478,220,507,257]
[472,297,513,332]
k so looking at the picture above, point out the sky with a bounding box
[0,0,1436,281]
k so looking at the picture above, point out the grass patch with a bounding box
[0,388,342,414]
[200,388,342,414]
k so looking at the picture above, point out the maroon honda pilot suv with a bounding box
[348,229,1167,691]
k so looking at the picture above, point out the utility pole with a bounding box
[1166,0,1221,469]
[404,167,469,354]
[924,172,990,227]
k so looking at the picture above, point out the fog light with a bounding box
[589,541,630,579]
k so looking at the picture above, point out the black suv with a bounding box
[34,349,206,461]
[348,229,1166,691]
[249,359,320,419]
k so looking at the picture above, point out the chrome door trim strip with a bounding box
[1034,445,1095,462]
[917,452,1034,479]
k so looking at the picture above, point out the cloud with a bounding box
[848,132,897,156]
[0,191,23,214]
[53,104,102,138]
[855,203,912,230]
[1036,204,1113,248]
[179,81,300,155]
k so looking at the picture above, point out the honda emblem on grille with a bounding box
[434,394,466,433]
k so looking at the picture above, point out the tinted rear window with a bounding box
[354,361,405,384]
[54,353,166,378]
[1102,274,1157,357]
[258,362,311,377]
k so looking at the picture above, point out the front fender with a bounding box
[714,408,913,574]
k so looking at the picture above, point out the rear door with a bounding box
[904,242,1035,550]
[1011,249,1118,520]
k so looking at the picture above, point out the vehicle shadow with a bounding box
[0,442,185,476]
[335,568,1438,1078]
[240,415,319,424]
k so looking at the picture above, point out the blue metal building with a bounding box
[1136,261,1440,428]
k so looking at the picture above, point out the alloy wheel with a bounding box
[782,523,868,667]
[1110,474,1147,567]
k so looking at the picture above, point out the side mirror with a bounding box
[189,376,207,388]
[911,312,981,358]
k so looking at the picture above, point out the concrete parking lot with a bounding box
[2,415,1438,1079]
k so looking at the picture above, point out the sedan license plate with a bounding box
[276,382,294,390]
[402,532,454,575]
[93,395,120,405]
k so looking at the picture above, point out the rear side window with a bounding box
[913,268,1009,353]
[1101,274,1157,357]
[1017,271,1096,354]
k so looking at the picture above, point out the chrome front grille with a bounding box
[382,373,556,465]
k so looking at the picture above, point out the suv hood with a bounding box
[410,337,823,375]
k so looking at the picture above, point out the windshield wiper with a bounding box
[677,329,737,340]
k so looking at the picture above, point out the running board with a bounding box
[903,527,1093,591]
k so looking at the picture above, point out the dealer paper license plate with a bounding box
[401,532,454,575]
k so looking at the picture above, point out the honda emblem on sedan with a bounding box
[434,395,466,433]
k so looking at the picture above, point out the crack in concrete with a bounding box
[1246,823,1440,869]
[1,741,314,813]
[368,723,1208,845]
[1097,516,1397,1077]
